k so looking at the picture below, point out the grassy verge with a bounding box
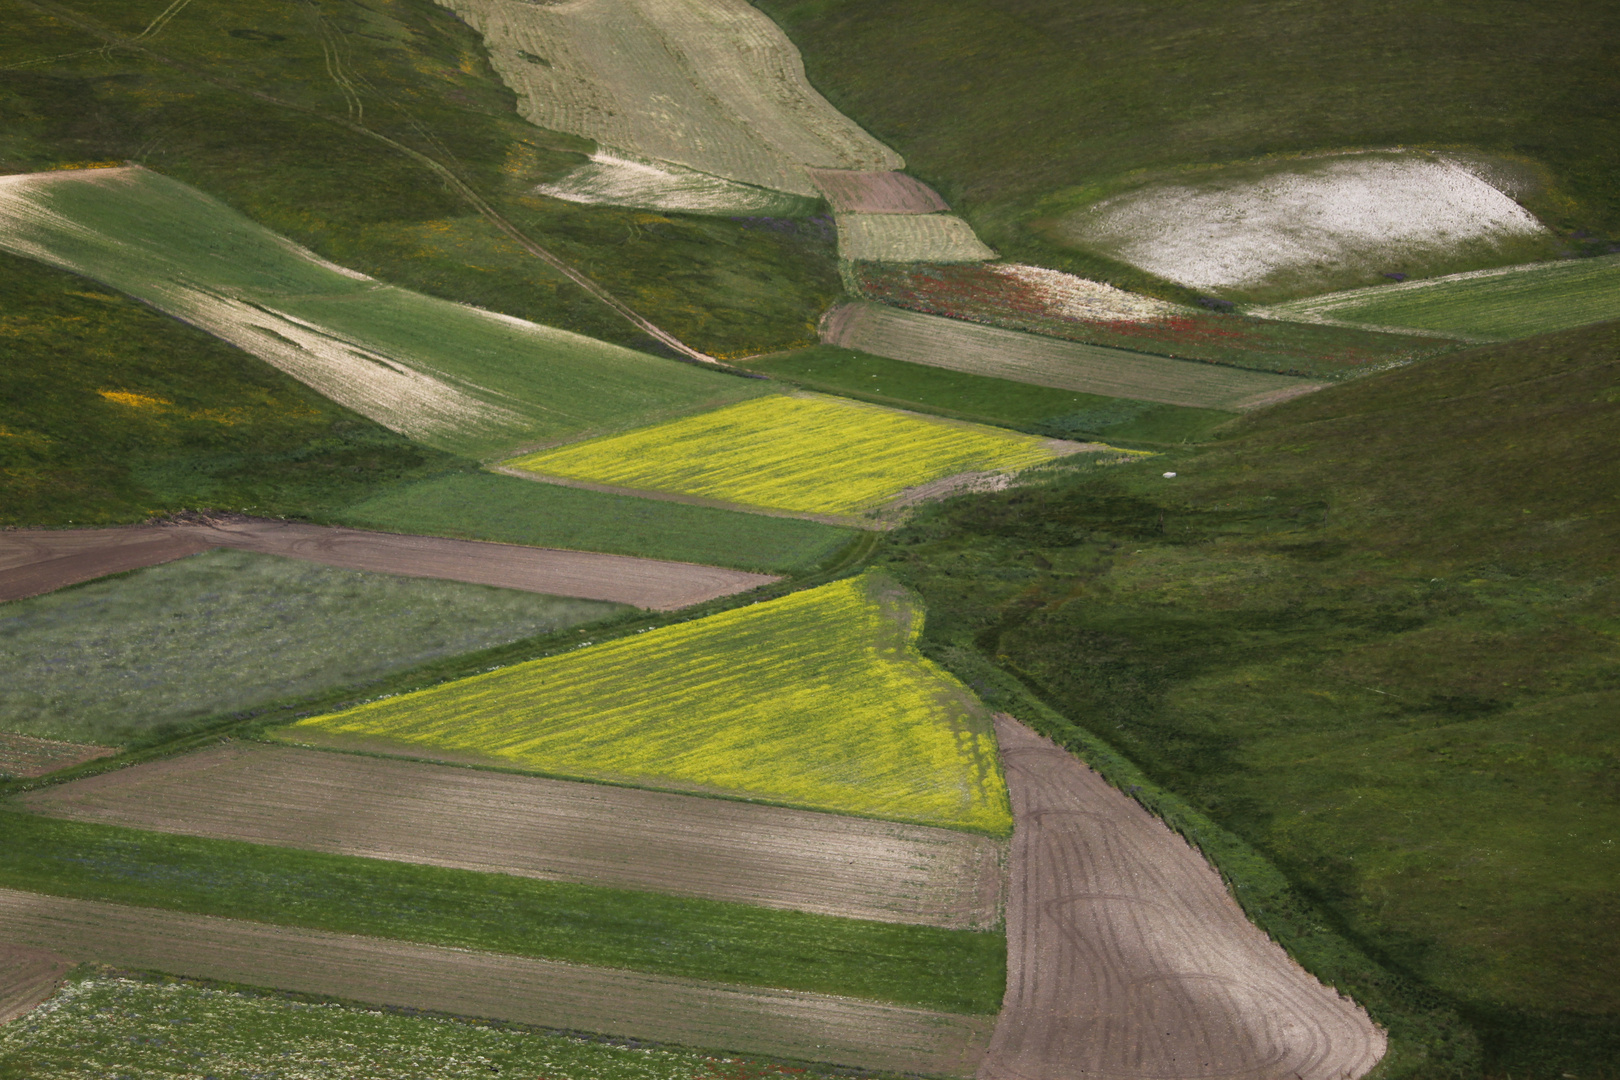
[0,812,1005,1015]
[876,320,1620,1077]
[739,346,1235,445]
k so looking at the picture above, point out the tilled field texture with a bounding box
[0,168,763,458]
[0,734,117,780]
[281,574,1013,834]
[836,214,996,263]
[807,170,950,214]
[437,0,899,200]
[822,303,1324,410]
[505,393,1069,521]
[0,944,70,1024]
[0,889,993,1076]
[984,715,1385,1080]
[22,742,1004,929]
[0,520,773,610]
[1257,251,1620,341]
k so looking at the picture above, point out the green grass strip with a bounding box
[0,812,1004,1015]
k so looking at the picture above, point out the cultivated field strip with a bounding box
[0,734,117,781]
[822,302,1322,410]
[22,742,1004,929]
[807,169,950,214]
[0,944,70,1025]
[0,521,774,610]
[982,715,1385,1080]
[439,0,899,199]
[837,215,996,263]
[0,889,993,1076]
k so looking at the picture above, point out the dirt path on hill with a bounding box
[21,742,1004,930]
[0,943,71,1024]
[0,520,774,609]
[982,714,1385,1080]
[0,889,993,1076]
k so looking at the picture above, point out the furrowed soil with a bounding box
[822,303,1323,410]
[0,945,70,1025]
[806,170,949,214]
[0,889,993,1077]
[984,714,1384,1080]
[0,734,116,781]
[21,742,1003,929]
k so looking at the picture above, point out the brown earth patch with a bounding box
[0,519,775,610]
[0,889,992,1076]
[0,733,118,779]
[0,943,71,1023]
[807,169,950,214]
[981,714,1385,1080]
[20,742,1003,929]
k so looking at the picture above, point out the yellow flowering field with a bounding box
[503,393,1062,518]
[280,574,1012,835]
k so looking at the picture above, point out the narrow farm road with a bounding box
[0,888,994,1076]
[0,520,774,609]
[982,714,1385,1080]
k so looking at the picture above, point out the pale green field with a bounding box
[505,393,1063,519]
[280,574,1012,834]
[0,168,764,458]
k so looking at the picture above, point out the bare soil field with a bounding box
[981,715,1385,1080]
[807,170,950,214]
[0,944,70,1024]
[0,889,992,1076]
[21,742,1004,929]
[0,734,117,780]
[0,519,775,610]
[821,303,1322,411]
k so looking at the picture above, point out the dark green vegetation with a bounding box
[0,548,624,747]
[0,0,841,357]
[0,252,449,525]
[0,812,1006,1015]
[332,471,854,574]
[738,346,1235,446]
[881,321,1620,1077]
[758,0,1620,296]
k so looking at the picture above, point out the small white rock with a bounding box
[1163,471,1177,478]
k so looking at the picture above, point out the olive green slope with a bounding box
[880,321,1620,1078]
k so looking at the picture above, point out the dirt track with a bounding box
[0,943,70,1024]
[0,889,992,1075]
[0,520,775,610]
[982,715,1385,1080]
[21,742,1004,929]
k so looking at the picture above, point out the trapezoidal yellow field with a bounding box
[279,574,1012,835]
[503,393,1061,517]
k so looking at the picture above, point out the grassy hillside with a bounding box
[879,321,1620,1076]
[757,0,1620,293]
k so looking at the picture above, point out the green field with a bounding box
[0,812,1005,1014]
[881,320,1620,1076]
[280,574,1012,834]
[741,346,1237,445]
[0,549,623,748]
[332,471,856,574]
[0,168,766,459]
[1262,253,1620,340]
[756,0,1620,297]
[506,393,1065,520]
[0,252,453,526]
[0,975,850,1080]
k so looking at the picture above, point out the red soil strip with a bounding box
[0,519,776,610]
[0,888,993,1076]
[22,742,1005,929]
[0,733,118,780]
[807,169,950,214]
[982,714,1386,1080]
[0,943,71,1024]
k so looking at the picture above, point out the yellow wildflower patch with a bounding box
[505,393,1061,517]
[97,390,172,410]
[283,574,1012,835]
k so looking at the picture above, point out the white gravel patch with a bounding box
[534,151,798,214]
[990,263,1182,322]
[1066,155,1548,290]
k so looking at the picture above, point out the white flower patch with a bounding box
[990,263,1182,322]
[535,151,798,214]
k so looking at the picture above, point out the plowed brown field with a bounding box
[0,889,993,1075]
[807,170,950,214]
[982,715,1385,1080]
[0,520,774,609]
[0,944,70,1024]
[21,742,1004,928]
[0,733,117,779]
